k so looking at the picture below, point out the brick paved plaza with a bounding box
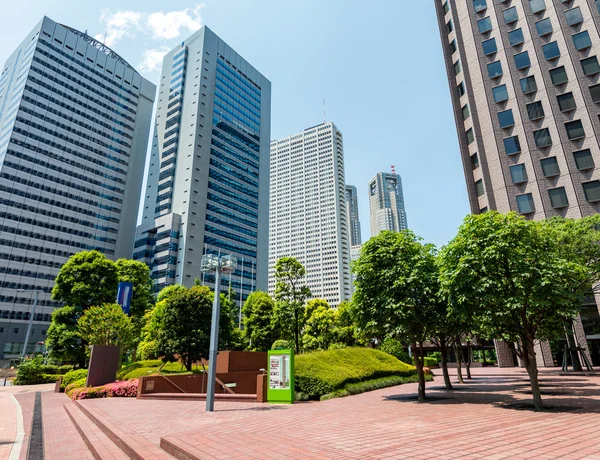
[2,368,600,459]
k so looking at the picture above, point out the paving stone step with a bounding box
[64,403,129,460]
[140,393,257,403]
[74,400,174,460]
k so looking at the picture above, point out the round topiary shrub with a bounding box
[271,340,294,350]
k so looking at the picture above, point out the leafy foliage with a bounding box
[60,369,88,389]
[439,211,586,410]
[242,291,276,351]
[52,251,118,309]
[271,339,294,350]
[273,257,311,352]
[302,301,338,351]
[380,338,411,364]
[114,259,154,318]
[295,347,416,398]
[45,305,86,365]
[77,304,133,348]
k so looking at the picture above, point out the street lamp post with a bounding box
[201,253,237,412]
[17,289,40,359]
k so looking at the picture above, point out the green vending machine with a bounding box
[267,349,294,404]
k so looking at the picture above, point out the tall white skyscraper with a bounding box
[0,17,155,358]
[369,171,408,236]
[135,26,271,300]
[268,122,351,307]
[345,185,362,246]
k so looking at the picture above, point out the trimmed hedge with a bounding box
[117,360,199,380]
[320,373,434,401]
[61,369,88,389]
[65,378,87,398]
[40,364,73,375]
[295,347,416,398]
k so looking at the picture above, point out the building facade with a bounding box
[268,122,351,307]
[345,185,362,246]
[135,26,271,301]
[368,172,408,236]
[434,0,600,366]
[0,17,155,358]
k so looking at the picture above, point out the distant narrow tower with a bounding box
[369,171,408,236]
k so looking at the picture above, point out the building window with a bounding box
[443,1,450,14]
[533,128,552,148]
[498,109,515,128]
[474,0,487,13]
[447,19,454,34]
[503,7,518,24]
[581,57,600,76]
[573,31,592,51]
[480,206,488,213]
[550,66,568,85]
[565,7,583,26]
[478,17,493,34]
[510,164,528,184]
[516,193,535,214]
[450,39,457,54]
[541,156,560,177]
[526,101,545,120]
[466,128,475,144]
[462,104,471,120]
[549,187,569,209]
[488,61,503,79]
[565,120,585,140]
[557,92,576,112]
[574,149,595,171]
[583,181,600,202]
[476,179,485,197]
[504,136,521,155]
[458,81,466,96]
[535,18,553,37]
[589,84,600,103]
[542,41,560,60]
[509,28,525,47]
[492,84,509,102]
[514,51,531,69]
[530,0,546,14]
[454,60,462,75]
[520,76,537,94]
[482,38,497,55]
[471,152,480,170]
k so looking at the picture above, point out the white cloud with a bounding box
[147,5,204,40]
[96,4,204,47]
[95,9,142,47]
[138,47,170,73]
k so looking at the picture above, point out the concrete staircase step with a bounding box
[74,400,174,459]
[64,403,129,460]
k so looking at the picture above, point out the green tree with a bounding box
[242,291,276,351]
[352,230,439,401]
[439,212,585,411]
[77,304,133,349]
[333,300,364,346]
[137,301,165,360]
[114,259,154,318]
[305,299,329,320]
[52,251,118,309]
[273,257,311,353]
[45,305,86,366]
[302,302,338,351]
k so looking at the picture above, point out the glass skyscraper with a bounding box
[135,26,271,301]
[0,17,155,358]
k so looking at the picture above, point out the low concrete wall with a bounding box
[215,351,267,373]
[138,371,262,397]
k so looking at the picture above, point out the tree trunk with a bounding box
[412,341,426,401]
[521,337,544,411]
[455,343,464,384]
[186,354,193,372]
[465,341,472,380]
[482,347,487,367]
[440,345,453,390]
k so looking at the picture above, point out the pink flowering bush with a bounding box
[71,379,138,400]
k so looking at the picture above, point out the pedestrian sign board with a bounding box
[267,349,294,404]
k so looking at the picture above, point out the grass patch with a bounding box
[295,347,417,399]
[320,373,433,401]
[117,360,207,380]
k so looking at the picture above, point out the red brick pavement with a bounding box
[76,367,600,459]
[0,392,17,460]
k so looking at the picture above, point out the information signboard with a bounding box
[267,349,294,404]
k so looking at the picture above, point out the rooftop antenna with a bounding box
[323,99,326,123]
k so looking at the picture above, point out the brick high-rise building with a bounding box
[0,17,155,358]
[434,0,600,366]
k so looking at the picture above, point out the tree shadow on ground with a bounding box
[215,405,287,412]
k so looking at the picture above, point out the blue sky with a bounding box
[0,0,470,248]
